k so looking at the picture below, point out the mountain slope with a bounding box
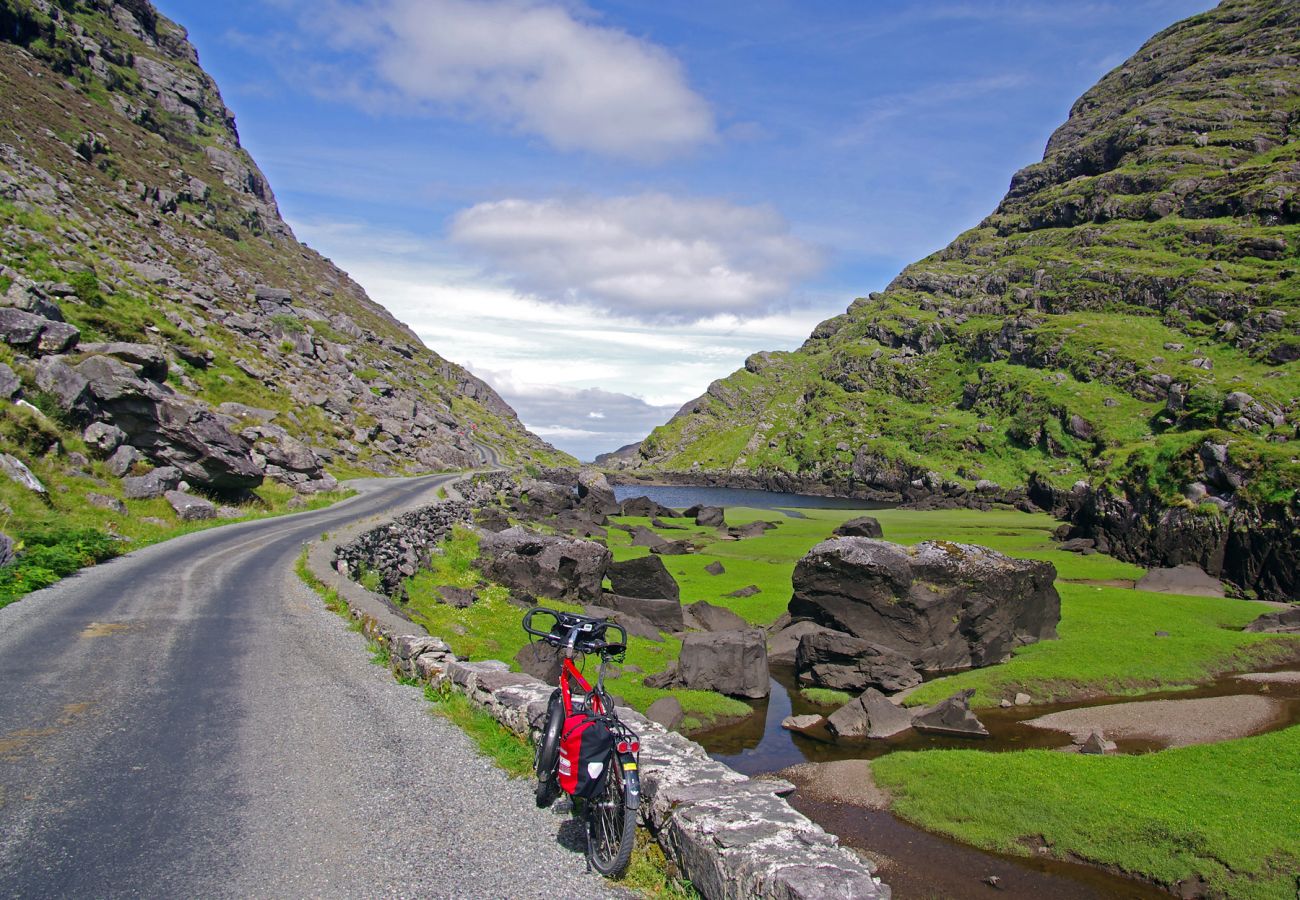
[630,0,1299,598]
[0,0,570,482]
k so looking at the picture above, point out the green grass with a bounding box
[402,526,750,725]
[424,683,535,778]
[873,725,1300,899]
[799,687,855,706]
[905,584,1298,707]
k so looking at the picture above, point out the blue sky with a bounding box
[155,0,1214,461]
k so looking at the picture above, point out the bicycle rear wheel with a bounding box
[587,759,636,877]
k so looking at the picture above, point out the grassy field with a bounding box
[402,526,751,726]
[873,725,1300,900]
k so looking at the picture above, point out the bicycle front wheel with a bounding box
[534,690,564,808]
[587,760,636,878]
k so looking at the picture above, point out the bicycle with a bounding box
[523,607,641,878]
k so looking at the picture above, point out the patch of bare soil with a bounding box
[776,759,891,809]
[1024,694,1284,748]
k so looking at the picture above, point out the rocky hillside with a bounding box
[628,0,1299,599]
[0,0,569,505]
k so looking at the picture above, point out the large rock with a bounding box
[677,630,770,698]
[76,342,168,381]
[621,496,679,518]
[600,592,685,631]
[576,469,619,516]
[1243,607,1300,634]
[0,453,46,499]
[790,538,1060,672]
[164,489,216,521]
[833,516,883,539]
[515,642,562,684]
[686,600,748,632]
[244,423,336,493]
[607,554,680,602]
[629,525,670,550]
[693,505,725,527]
[912,689,989,737]
[0,362,19,400]
[517,477,574,516]
[645,696,684,731]
[478,527,610,604]
[826,688,914,740]
[1135,564,1225,598]
[66,355,262,493]
[767,621,836,667]
[0,532,13,567]
[795,629,921,694]
[0,308,79,354]
[123,466,182,499]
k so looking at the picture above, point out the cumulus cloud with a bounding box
[313,0,715,161]
[449,193,821,321]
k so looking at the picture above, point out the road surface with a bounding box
[0,475,617,899]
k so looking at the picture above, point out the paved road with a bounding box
[0,476,617,899]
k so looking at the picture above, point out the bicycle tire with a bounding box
[534,690,564,808]
[587,759,636,878]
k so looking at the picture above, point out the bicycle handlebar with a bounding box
[523,607,627,657]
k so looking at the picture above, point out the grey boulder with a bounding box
[1243,607,1300,634]
[123,466,182,499]
[0,308,79,355]
[833,516,883,539]
[645,696,684,731]
[165,490,216,521]
[795,629,921,694]
[912,690,989,737]
[826,688,914,740]
[790,537,1060,672]
[478,527,610,604]
[576,469,619,515]
[767,621,836,667]
[600,592,684,631]
[676,630,769,698]
[607,554,680,602]
[686,600,748,633]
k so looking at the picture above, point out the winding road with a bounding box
[0,474,616,898]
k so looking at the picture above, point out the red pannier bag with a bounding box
[556,713,615,799]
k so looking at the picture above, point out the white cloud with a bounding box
[587,411,605,419]
[311,0,716,162]
[290,214,838,458]
[449,193,821,321]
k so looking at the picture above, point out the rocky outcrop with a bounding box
[0,0,569,507]
[576,469,618,516]
[1029,472,1299,601]
[790,538,1060,674]
[478,527,611,604]
[623,0,1299,602]
[1243,607,1300,634]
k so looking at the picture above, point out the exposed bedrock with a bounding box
[789,537,1061,675]
[1029,473,1298,602]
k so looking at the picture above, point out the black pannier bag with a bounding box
[556,713,615,799]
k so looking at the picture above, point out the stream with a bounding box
[611,484,1300,899]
